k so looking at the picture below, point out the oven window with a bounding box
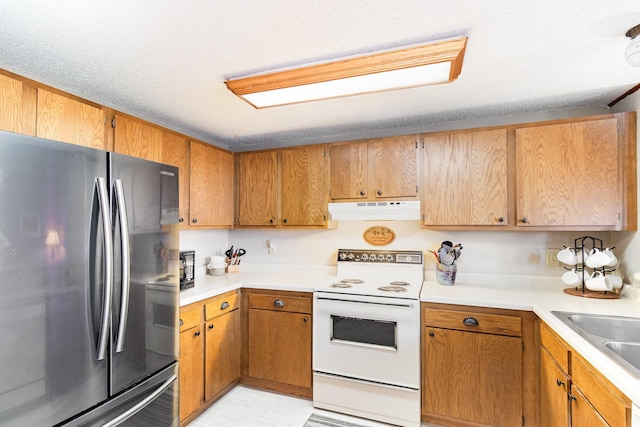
[331,315,396,349]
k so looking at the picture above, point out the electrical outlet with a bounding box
[546,248,561,266]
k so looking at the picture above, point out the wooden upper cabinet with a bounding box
[189,141,234,228]
[516,115,625,228]
[329,142,368,199]
[372,136,418,198]
[36,89,106,149]
[329,136,418,200]
[113,114,163,161]
[161,132,190,226]
[423,129,508,226]
[281,145,326,226]
[236,151,278,226]
[0,72,36,136]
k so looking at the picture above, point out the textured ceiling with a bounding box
[1,1,639,151]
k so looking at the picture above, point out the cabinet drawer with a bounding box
[179,304,203,331]
[572,352,631,427]
[205,292,240,320]
[249,293,312,314]
[540,322,570,374]
[423,307,521,337]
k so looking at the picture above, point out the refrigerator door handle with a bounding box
[96,177,113,361]
[113,179,130,353]
[101,374,177,427]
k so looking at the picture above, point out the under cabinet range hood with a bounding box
[328,201,420,221]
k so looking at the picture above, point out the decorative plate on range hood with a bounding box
[328,201,420,221]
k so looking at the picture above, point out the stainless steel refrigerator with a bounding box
[0,130,180,426]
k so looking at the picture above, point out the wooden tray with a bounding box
[563,287,621,299]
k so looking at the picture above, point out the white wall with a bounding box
[611,90,640,284]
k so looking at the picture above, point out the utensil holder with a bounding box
[227,265,240,273]
[436,263,457,286]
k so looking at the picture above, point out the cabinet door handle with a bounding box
[497,216,505,223]
[178,217,184,223]
[568,394,577,402]
[303,317,309,323]
[208,324,214,330]
[463,317,479,326]
[376,189,382,196]
[220,301,230,310]
[269,218,274,224]
[192,218,198,224]
[273,299,285,307]
[556,379,565,387]
[283,218,288,224]
[179,319,184,326]
[521,217,528,224]
[429,331,435,337]
[359,190,365,196]
[194,330,201,336]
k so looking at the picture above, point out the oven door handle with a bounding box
[315,296,415,308]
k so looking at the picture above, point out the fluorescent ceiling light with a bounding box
[225,37,468,108]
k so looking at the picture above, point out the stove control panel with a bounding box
[337,249,423,264]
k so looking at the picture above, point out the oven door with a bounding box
[312,292,420,389]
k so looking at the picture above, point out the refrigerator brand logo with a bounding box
[160,170,175,177]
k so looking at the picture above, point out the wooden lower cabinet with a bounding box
[422,303,537,427]
[540,321,632,427]
[242,289,312,398]
[179,291,241,425]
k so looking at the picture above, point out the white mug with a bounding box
[604,272,623,290]
[585,248,610,269]
[557,248,578,266]
[603,248,618,268]
[585,271,612,292]
[561,269,580,286]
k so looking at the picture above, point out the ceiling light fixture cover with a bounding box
[225,37,468,108]
[626,24,640,67]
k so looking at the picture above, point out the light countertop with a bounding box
[179,266,640,407]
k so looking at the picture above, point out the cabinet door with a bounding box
[247,309,312,388]
[236,151,277,226]
[422,327,522,427]
[162,133,190,226]
[113,114,163,161]
[371,136,418,198]
[205,309,240,401]
[179,326,204,422]
[189,141,234,227]
[516,118,620,227]
[570,386,608,427]
[0,73,36,135]
[281,146,326,226]
[37,89,106,149]
[423,129,508,225]
[329,142,368,199]
[540,348,570,427]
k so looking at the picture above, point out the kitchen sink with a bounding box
[552,311,640,380]
[560,312,640,342]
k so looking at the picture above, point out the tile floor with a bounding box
[189,385,440,427]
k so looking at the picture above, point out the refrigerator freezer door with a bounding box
[60,362,179,427]
[109,153,179,395]
[0,132,109,426]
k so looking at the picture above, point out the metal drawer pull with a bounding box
[208,324,214,329]
[179,319,183,326]
[220,301,230,310]
[463,317,479,326]
[303,317,309,323]
[273,299,285,307]
[194,330,200,336]
[556,379,565,387]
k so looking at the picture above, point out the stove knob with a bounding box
[362,254,368,261]
[348,253,355,259]
[377,254,385,261]
[339,252,347,260]
[386,254,394,262]
[369,254,377,261]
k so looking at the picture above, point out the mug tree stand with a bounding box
[563,235,621,299]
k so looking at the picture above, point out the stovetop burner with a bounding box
[340,278,364,284]
[389,281,410,286]
[330,283,352,288]
[378,285,408,292]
